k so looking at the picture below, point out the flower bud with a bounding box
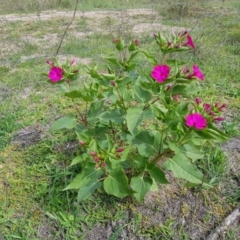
[134,39,139,46]
[102,162,107,167]
[166,85,171,91]
[195,97,202,105]
[66,79,71,84]
[173,94,179,102]
[46,59,54,66]
[218,103,227,111]
[94,157,100,163]
[116,147,124,153]
[203,103,211,113]
[90,152,97,157]
[110,80,116,87]
[70,59,75,65]
[209,111,215,116]
[79,140,85,146]
[213,117,225,121]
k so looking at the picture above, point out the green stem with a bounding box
[115,85,127,114]
[161,53,169,64]
[143,97,159,110]
[110,121,117,144]
[66,82,89,128]
[179,129,192,145]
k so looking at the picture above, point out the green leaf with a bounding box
[126,107,154,136]
[99,108,125,124]
[134,83,152,103]
[183,144,204,162]
[132,131,159,157]
[50,115,77,132]
[149,178,158,191]
[77,181,102,202]
[139,49,158,65]
[64,162,103,190]
[65,90,82,98]
[194,127,228,141]
[104,56,123,68]
[163,153,206,185]
[130,176,152,202]
[103,166,135,198]
[87,100,104,121]
[147,163,168,184]
[70,153,89,166]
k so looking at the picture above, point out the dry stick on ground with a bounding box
[55,0,79,55]
[206,208,240,240]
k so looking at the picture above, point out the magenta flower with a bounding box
[151,65,170,83]
[185,113,207,130]
[192,65,204,80]
[48,67,63,82]
[184,35,195,49]
[186,65,204,81]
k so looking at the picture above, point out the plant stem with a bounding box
[110,121,117,144]
[143,97,160,110]
[115,86,127,114]
[179,129,192,145]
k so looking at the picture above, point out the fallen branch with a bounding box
[206,208,240,240]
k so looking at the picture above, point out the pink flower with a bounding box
[184,35,195,49]
[186,65,204,81]
[48,67,63,82]
[151,65,170,83]
[192,65,204,80]
[185,113,207,130]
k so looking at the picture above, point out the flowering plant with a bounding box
[46,31,228,202]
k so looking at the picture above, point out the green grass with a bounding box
[0,0,240,239]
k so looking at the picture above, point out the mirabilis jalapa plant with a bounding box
[46,31,228,202]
